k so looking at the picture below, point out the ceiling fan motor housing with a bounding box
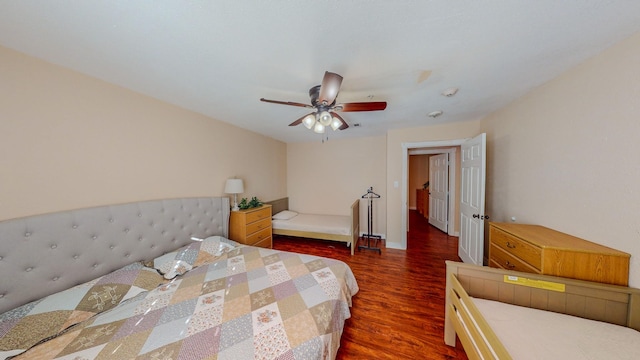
[308,85,320,103]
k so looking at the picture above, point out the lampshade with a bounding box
[224,178,244,194]
[330,117,342,130]
[313,122,325,133]
[302,113,316,129]
[224,178,244,211]
[318,111,332,126]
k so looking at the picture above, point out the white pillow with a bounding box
[272,210,298,220]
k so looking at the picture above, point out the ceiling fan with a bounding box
[260,71,387,133]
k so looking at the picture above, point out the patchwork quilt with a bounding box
[0,262,164,359]
[9,245,359,360]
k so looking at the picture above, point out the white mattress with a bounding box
[472,297,640,360]
[272,213,351,236]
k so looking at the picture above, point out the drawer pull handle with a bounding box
[506,242,516,249]
[505,261,516,269]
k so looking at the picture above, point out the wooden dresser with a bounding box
[229,205,272,248]
[489,222,630,286]
[416,189,429,218]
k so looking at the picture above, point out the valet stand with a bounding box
[358,187,382,254]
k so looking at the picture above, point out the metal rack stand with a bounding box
[358,187,382,254]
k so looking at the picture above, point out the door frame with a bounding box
[401,139,467,250]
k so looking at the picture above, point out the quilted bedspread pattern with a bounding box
[14,246,359,360]
[0,263,164,359]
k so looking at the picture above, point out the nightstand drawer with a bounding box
[246,207,271,223]
[247,217,271,235]
[490,244,539,274]
[247,227,272,245]
[491,227,542,270]
[229,204,273,249]
[253,236,272,249]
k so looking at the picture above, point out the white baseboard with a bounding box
[385,242,405,250]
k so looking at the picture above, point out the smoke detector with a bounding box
[441,87,459,97]
[428,110,443,118]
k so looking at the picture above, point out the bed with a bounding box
[0,197,359,360]
[444,261,640,359]
[268,198,360,256]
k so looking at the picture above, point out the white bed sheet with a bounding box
[472,297,640,360]
[272,213,351,236]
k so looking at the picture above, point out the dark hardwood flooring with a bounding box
[272,210,468,359]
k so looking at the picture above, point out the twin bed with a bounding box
[0,197,359,360]
[445,260,640,359]
[268,198,360,256]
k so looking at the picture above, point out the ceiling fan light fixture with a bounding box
[313,122,325,133]
[302,114,316,129]
[318,111,332,126]
[330,117,342,131]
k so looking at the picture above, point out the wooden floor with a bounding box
[272,210,469,359]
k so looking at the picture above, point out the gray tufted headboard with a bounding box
[0,197,229,314]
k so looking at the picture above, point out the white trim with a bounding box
[401,139,468,251]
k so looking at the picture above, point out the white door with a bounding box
[459,133,486,265]
[429,153,448,233]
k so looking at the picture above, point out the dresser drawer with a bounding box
[246,227,272,246]
[247,217,271,235]
[490,244,539,274]
[491,228,542,270]
[489,222,630,286]
[246,207,271,223]
[253,236,272,249]
[229,205,272,249]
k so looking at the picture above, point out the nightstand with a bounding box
[229,205,272,248]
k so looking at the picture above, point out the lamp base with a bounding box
[231,194,239,211]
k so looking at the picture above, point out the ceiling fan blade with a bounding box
[260,98,313,108]
[339,101,387,112]
[317,71,343,105]
[330,112,349,130]
[289,112,314,127]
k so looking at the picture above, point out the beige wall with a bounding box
[386,121,483,248]
[287,136,387,237]
[0,46,287,220]
[482,31,640,287]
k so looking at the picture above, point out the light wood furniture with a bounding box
[268,198,360,255]
[444,261,640,360]
[416,189,429,218]
[489,222,630,286]
[229,204,272,248]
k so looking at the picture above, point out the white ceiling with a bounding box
[2,1,640,143]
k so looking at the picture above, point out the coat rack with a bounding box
[359,187,382,254]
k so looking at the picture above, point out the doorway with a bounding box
[401,139,466,251]
[401,134,487,265]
